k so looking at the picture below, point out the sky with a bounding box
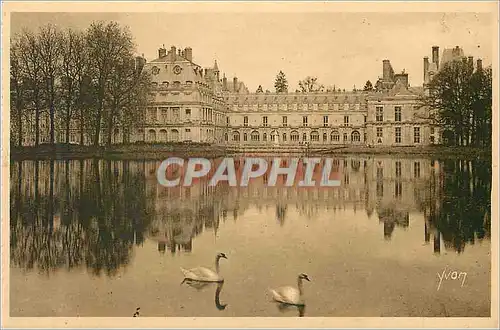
[11,11,493,92]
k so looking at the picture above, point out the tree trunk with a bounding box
[17,106,23,146]
[66,102,71,144]
[93,87,104,146]
[35,99,40,147]
[49,79,56,145]
[79,106,85,146]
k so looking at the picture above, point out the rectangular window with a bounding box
[282,116,287,127]
[395,181,403,198]
[414,126,420,143]
[430,127,435,134]
[303,133,307,141]
[263,116,268,127]
[323,132,327,141]
[243,133,247,141]
[414,161,421,179]
[302,116,308,126]
[226,117,229,125]
[395,106,402,122]
[344,115,349,124]
[343,133,348,141]
[243,116,248,127]
[395,161,401,178]
[376,127,383,138]
[323,115,329,127]
[395,127,401,143]
[376,106,384,122]
[282,133,287,141]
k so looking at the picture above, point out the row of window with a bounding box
[152,81,194,88]
[230,130,362,143]
[375,106,408,122]
[231,103,363,111]
[375,126,421,143]
[240,115,360,127]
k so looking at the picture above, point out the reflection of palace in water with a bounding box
[10,155,490,265]
[139,156,451,252]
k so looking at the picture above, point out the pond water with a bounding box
[9,155,491,317]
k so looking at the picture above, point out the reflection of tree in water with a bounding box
[276,204,287,226]
[377,208,409,240]
[10,159,153,276]
[428,159,491,253]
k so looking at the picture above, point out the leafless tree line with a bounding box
[10,21,152,147]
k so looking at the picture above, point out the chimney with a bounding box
[432,46,440,70]
[468,56,474,69]
[184,47,193,62]
[382,60,392,81]
[477,58,483,71]
[423,57,429,84]
[223,74,227,91]
[233,77,238,92]
[170,46,176,61]
[158,45,166,58]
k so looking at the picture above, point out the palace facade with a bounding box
[15,45,482,148]
[135,44,479,148]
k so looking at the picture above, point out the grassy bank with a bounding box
[10,142,231,160]
[10,143,491,160]
[316,145,492,159]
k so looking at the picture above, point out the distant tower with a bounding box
[213,60,220,81]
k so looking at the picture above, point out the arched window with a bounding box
[310,131,319,142]
[351,130,361,142]
[263,133,267,141]
[251,130,260,142]
[232,131,240,141]
[147,129,156,142]
[290,130,299,142]
[331,130,340,142]
[159,129,168,142]
[170,129,179,141]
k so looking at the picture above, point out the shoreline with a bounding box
[9,143,491,161]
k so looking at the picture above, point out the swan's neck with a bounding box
[297,278,304,295]
[215,256,221,273]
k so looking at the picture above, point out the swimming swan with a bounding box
[269,273,311,306]
[180,252,227,282]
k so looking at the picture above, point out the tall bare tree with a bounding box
[10,37,26,146]
[38,24,63,145]
[108,57,151,144]
[86,21,134,146]
[298,76,324,93]
[18,29,44,146]
[60,28,88,144]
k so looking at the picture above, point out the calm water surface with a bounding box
[9,155,491,317]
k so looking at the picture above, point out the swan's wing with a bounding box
[181,267,219,281]
[271,286,301,305]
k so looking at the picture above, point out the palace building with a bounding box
[135,44,479,149]
[15,45,481,148]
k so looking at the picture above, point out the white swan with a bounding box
[269,273,311,306]
[180,252,227,282]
